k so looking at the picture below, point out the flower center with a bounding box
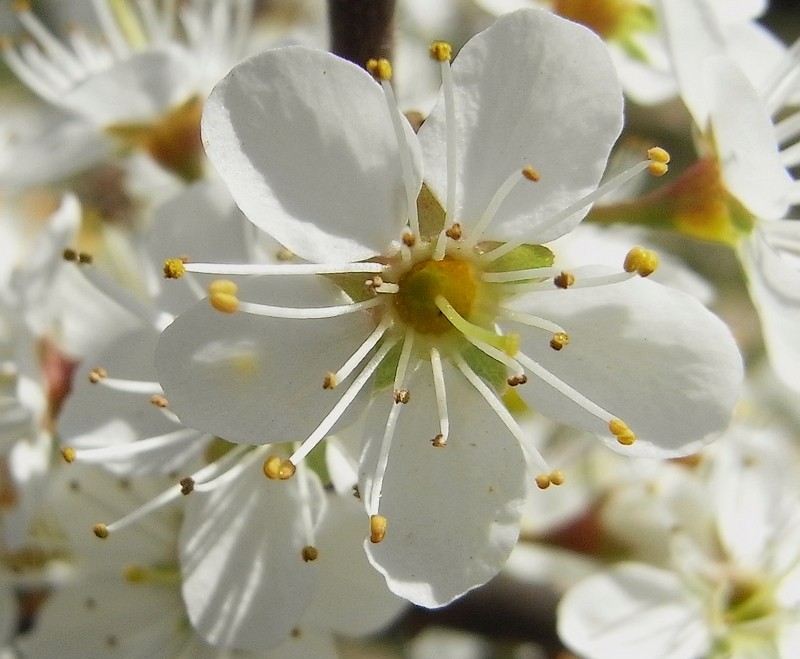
[393,256,478,335]
[553,0,635,39]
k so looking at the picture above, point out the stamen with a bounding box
[499,308,567,336]
[430,41,457,224]
[464,166,541,248]
[435,296,518,355]
[481,149,671,263]
[453,353,552,474]
[623,246,659,276]
[263,455,296,480]
[445,223,463,240]
[550,332,570,351]
[370,514,387,543]
[286,337,400,466]
[554,271,575,289]
[90,0,131,58]
[207,279,384,318]
[61,447,77,463]
[534,471,566,490]
[368,57,421,240]
[514,349,636,445]
[429,347,449,446]
[91,375,164,395]
[88,367,108,383]
[482,266,563,284]
[14,4,83,80]
[60,428,208,466]
[295,459,319,555]
[169,259,387,277]
[325,316,393,388]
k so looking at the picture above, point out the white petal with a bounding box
[59,327,209,475]
[707,56,791,220]
[418,9,623,242]
[304,495,406,636]
[156,275,376,444]
[179,457,325,651]
[202,46,421,263]
[360,361,528,607]
[508,276,742,457]
[558,563,710,659]
[58,46,197,124]
[740,229,800,393]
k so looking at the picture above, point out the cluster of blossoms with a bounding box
[0,0,797,657]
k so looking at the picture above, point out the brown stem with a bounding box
[328,0,396,69]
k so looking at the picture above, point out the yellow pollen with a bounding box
[609,418,636,446]
[263,456,296,480]
[445,223,463,240]
[647,146,671,164]
[179,477,194,495]
[393,388,411,404]
[623,246,659,277]
[550,332,570,350]
[88,367,108,383]
[394,257,477,334]
[123,564,148,583]
[301,546,319,562]
[323,372,337,389]
[163,258,186,279]
[61,447,77,463]
[647,161,669,177]
[208,279,239,314]
[93,523,109,539]
[554,271,575,289]
[276,246,294,261]
[366,58,393,81]
[370,514,388,543]
[150,394,169,408]
[535,474,551,490]
[63,248,78,261]
[549,470,566,486]
[431,434,447,447]
[522,166,541,182]
[429,41,452,62]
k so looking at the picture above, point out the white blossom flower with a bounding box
[471,0,781,106]
[1,0,258,182]
[558,423,800,658]
[651,0,800,392]
[156,9,742,607]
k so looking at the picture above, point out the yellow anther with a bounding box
[554,271,575,289]
[179,477,195,495]
[393,388,410,404]
[208,279,239,314]
[61,447,77,463]
[163,258,186,279]
[647,146,670,164]
[609,418,636,446]
[431,434,447,448]
[550,332,570,351]
[535,474,551,490]
[150,394,169,408]
[623,246,659,277]
[549,470,565,486]
[522,166,541,182]
[647,161,669,177]
[429,41,452,62]
[276,246,294,261]
[263,456,296,480]
[370,514,388,543]
[301,546,319,562]
[88,367,108,383]
[63,248,78,262]
[402,230,416,247]
[123,564,147,583]
[93,523,109,539]
[445,223,463,240]
[366,58,393,81]
[322,372,337,389]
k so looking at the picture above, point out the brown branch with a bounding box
[328,0,396,68]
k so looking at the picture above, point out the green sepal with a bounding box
[304,439,331,488]
[417,183,446,239]
[481,242,555,273]
[373,341,402,392]
[460,342,507,393]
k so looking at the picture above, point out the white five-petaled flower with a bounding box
[156,9,742,607]
[656,0,800,393]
